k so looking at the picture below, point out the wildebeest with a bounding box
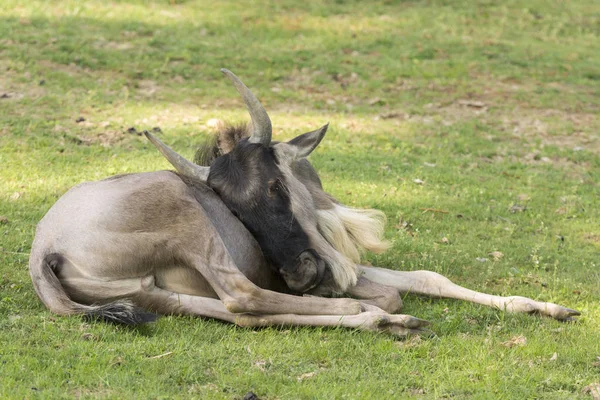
[29,69,579,336]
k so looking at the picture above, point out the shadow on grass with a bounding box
[3,2,598,118]
[2,12,391,92]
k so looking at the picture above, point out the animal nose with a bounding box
[279,249,325,293]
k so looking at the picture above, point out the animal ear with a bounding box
[284,123,329,160]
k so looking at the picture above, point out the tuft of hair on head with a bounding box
[193,133,219,166]
[316,204,390,263]
[83,300,158,325]
[193,123,251,166]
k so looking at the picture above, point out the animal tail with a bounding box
[28,249,156,325]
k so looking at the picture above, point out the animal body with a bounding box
[29,69,579,336]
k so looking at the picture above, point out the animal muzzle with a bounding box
[279,249,326,293]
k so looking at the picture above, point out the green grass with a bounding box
[1,0,599,398]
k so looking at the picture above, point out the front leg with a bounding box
[360,266,580,321]
[345,276,403,314]
[140,281,430,337]
[185,247,361,316]
[177,210,361,316]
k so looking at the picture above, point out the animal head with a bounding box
[145,69,388,295]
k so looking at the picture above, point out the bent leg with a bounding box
[360,266,580,321]
[185,249,362,316]
[345,276,403,314]
[173,210,362,316]
[138,279,429,337]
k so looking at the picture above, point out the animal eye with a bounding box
[268,179,283,197]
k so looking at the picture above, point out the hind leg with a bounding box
[360,266,580,321]
[59,275,145,305]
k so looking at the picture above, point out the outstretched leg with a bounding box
[360,266,580,321]
[138,278,430,337]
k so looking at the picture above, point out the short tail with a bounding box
[29,250,156,325]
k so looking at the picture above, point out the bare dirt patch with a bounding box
[379,75,600,153]
[136,80,161,98]
[502,109,599,154]
[58,128,127,147]
[38,60,83,76]
[584,233,600,246]
[0,62,47,101]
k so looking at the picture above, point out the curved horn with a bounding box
[221,68,272,145]
[144,131,210,182]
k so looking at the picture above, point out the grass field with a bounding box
[1,0,599,398]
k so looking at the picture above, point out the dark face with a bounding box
[207,139,326,293]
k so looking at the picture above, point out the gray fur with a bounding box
[28,70,579,332]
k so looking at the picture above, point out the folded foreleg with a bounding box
[139,281,429,337]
